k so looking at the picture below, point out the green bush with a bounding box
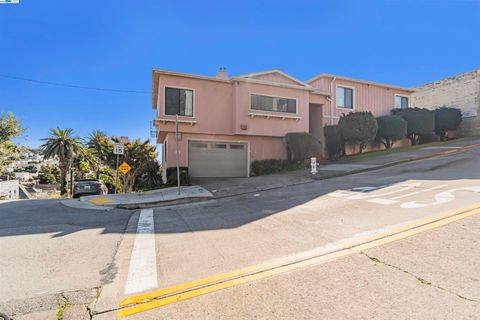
[420,133,440,144]
[338,111,378,153]
[392,108,434,145]
[375,115,407,149]
[324,125,343,160]
[250,159,303,176]
[285,132,322,163]
[166,166,191,186]
[433,107,462,141]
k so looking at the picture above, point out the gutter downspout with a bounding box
[329,77,337,125]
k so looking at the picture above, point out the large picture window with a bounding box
[395,95,409,109]
[336,86,354,109]
[251,94,296,114]
[165,87,194,116]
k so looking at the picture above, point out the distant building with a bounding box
[412,69,480,136]
[0,180,19,200]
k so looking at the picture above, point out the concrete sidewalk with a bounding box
[76,186,213,209]
[196,136,480,198]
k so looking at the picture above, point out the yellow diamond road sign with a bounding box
[119,162,132,174]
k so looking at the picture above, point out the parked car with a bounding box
[73,179,109,198]
[105,182,116,194]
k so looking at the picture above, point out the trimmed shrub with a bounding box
[420,133,440,144]
[433,107,462,141]
[338,111,378,153]
[166,166,191,186]
[324,125,343,160]
[251,159,302,176]
[392,108,435,145]
[285,132,322,163]
[375,115,407,149]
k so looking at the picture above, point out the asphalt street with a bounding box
[96,147,480,319]
[0,199,132,316]
[1,146,480,319]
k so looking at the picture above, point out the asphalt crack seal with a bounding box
[361,252,479,303]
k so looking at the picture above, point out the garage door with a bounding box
[188,141,248,178]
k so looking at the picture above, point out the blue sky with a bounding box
[1,0,479,148]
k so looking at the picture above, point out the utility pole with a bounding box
[175,114,180,195]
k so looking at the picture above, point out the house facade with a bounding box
[152,68,414,179]
[411,69,480,136]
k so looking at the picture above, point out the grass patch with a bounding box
[342,138,463,162]
[56,302,70,320]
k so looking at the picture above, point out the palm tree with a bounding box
[41,128,83,195]
[87,130,111,178]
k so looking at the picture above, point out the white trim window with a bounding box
[251,94,297,114]
[165,87,194,117]
[395,95,409,109]
[336,86,354,109]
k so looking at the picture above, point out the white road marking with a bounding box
[367,198,398,205]
[390,184,448,200]
[401,186,480,209]
[124,209,158,294]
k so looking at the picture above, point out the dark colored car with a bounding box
[73,179,109,198]
[105,182,116,194]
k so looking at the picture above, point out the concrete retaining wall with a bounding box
[411,69,480,136]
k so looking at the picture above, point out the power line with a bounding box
[0,73,151,94]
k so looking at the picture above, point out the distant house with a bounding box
[151,68,414,180]
[411,69,480,136]
[0,180,19,200]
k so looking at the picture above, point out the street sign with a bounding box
[113,143,124,155]
[118,162,132,174]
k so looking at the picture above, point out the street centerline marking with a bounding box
[117,203,480,318]
[124,209,158,295]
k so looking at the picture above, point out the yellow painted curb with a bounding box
[88,197,113,205]
[117,203,480,318]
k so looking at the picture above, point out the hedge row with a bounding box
[324,107,462,159]
[251,159,303,176]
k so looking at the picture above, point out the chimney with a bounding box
[216,67,229,80]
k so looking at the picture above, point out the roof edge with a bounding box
[307,73,416,92]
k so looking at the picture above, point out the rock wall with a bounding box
[411,69,480,136]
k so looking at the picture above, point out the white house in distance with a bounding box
[411,69,480,136]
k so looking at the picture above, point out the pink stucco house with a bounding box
[152,68,414,179]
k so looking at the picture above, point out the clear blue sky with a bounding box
[1,0,479,148]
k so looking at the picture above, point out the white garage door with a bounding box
[188,141,248,178]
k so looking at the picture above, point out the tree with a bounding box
[392,108,435,145]
[87,130,112,178]
[375,115,408,149]
[41,128,83,195]
[38,165,58,184]
[112,138,159,192]
[324,125,343,160]
[338,112,378,153]
[285,132,322,163]
[433,107,462,141]
[136,159,163,190]
[0,112,25,176]
[0,112,23,144]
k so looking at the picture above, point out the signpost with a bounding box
[118,162,132,193]
[113,143,124,194]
